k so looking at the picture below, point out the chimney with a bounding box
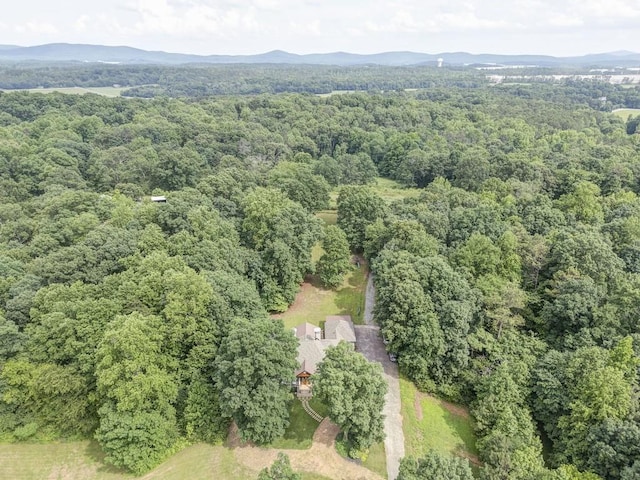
[314,327,322,340]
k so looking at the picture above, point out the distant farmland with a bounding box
[613,108,640,120]
[0,86,129,97]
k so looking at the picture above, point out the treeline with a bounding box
[2,63,640,112]
[0,86,639,478]
[0,63,485,95]
[495,80,640,111]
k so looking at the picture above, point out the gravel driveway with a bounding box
[356,274,405,480]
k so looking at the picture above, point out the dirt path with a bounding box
[228,419,383,480]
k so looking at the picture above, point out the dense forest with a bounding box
[1,77,640,479]
[1,63,640,109]
[0,63,484,95]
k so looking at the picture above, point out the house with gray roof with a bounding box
[293,315,355,397]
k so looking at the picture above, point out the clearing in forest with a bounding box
[0,86,131,97]
[0,439,339,480]
[271,256,368,329]
[369,178,422,203]
[400,378,479,466]
[612,108,640,120]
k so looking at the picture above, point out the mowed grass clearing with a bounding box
[612,108,640,120]
[363,442,387,479]
[400,377,479,466]
[275,231,367,329]
[272,257,367,330]
[328,178,422,210]
[270,398,329,450]
[0,441,334,480]
[0,86,131,97]
[316,210,337,226]
[370,177,422,203]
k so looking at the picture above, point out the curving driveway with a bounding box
[356,274,405,480]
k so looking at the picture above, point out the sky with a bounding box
[1,0,639,56]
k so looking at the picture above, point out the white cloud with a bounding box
[289,19,321,36]
[14,20,59,35]
[126,0,260,38]
[74,15,90,32]
[576,0,640,19]
[363,2,514,34]
[547,13,584,28]
[2,0,640,55]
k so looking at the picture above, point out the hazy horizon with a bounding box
[1,42,639,58]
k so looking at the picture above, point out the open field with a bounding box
[329,178,422,209]
[272,257,368,329]
[612,108,640,120]
[400,378,479,466]
[0,86,129,97]
[316,210,337,226]
[363,442,387,479]
[370,178,422,203]
[0,440,339,480]
[270,398,329,450]
[316,90,359,97]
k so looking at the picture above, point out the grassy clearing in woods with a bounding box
[273,258,368,330]
[369,178,422,203]
[270,398,330,450]
[0,439,338,480]
[0,86,131,97]
[400,377,479,467]
[612,108,640,120]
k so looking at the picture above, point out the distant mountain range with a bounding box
[0,43,640,67]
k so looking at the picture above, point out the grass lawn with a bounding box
[400,377,478,466]
[328,178,421,210]
[0,86,131,97]
[335,438,387,479]
[369,178,422,203]
[612,108,640,120]
[274,255,368,329]
[0,440,332,480]
[0,440,259,480]
[316,210,337,226]
[363,442,388,479]
[270,398,329,450]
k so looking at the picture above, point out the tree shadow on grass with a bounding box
[83,440,127,475]
[439,405,479,460]
[268,400,322,450]
[334,286,359,319]
[305,273,326,290]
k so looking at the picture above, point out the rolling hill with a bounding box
[0,43,639,67]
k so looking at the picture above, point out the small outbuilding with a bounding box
[324,315,356,344]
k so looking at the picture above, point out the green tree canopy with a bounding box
[214,317,298,444]
[314,341,387,455]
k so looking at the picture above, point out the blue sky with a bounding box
[2,0,639,56]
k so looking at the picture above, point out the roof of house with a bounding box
[294,322,321,341]
[294,317,356,378]
[324,315,356,343]
[295,339,341,376]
